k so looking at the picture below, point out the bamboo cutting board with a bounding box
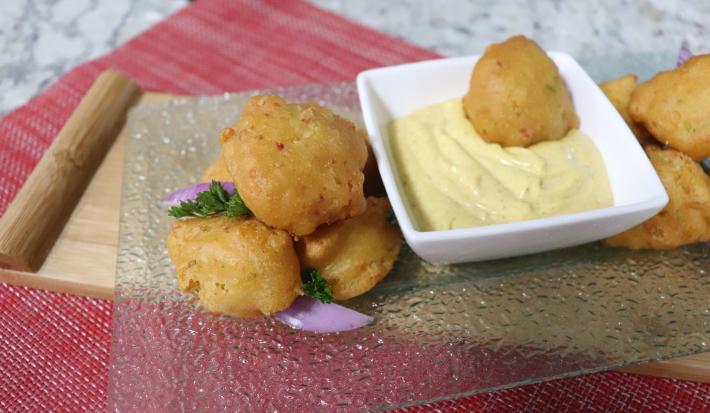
[0,76,707,383]
[0,91,171,298]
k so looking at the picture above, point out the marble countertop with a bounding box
[0,0,185,116]
[1,0,707,116]
[313,0,708,57]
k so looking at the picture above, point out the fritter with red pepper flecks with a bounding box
[167,215,302,317]
[605,146,710,249]
[463,35,578,147]
[599,74,654,146]
[221,95,368,236]
[629,55,710,160]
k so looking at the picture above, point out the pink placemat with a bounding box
[0,0,708,411]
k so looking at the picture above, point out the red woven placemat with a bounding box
[0,0,708,411]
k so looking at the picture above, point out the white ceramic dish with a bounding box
[356,53,668,264]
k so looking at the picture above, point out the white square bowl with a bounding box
[356,53,668,264]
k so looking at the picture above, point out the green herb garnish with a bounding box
[302,268,333,303]
[224,190,251,217]
[168,181,251,218]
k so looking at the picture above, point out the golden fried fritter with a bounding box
[463,35,579,147]
[167,215,302,317]
[599,74,653,146]
[222,95,368,236]
[629,55,710,160]
[296,197,400,301]
[605,146,710,249]
[200,150,232,182]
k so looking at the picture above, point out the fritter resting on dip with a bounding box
[296,197,401,301]
[605,146,710,249]
[167,215,302,317]
[463,35,579,147]
[629,55,710,160]
[222,95,368,236]
[599,74,653,146]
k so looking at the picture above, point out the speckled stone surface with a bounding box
[1,0,708,116]
[0,0,185,116]
[312,0,709,57]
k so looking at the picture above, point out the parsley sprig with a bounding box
[168,181,251,219]
[302,268,334,303]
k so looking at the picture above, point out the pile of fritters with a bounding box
[600,55,710,249]
[168,95,400,317]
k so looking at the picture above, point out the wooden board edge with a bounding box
[0,268,114,300]
[0,92,183,301]
[618,355,710,383]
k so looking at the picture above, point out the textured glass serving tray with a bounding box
[108,57,710,411]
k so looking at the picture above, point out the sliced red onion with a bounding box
[275,296,373,333]
[677,43,693,67]
[162,181,235,206]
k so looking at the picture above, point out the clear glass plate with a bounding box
[107,74,710,411]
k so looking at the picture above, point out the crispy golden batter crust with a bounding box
[296,197,401,301]
[599,74,654,146]
[167,215,302,317]
[629,55,710,160]
[222,95,368,236]
[605,146,710,249]
[200,150,232,182]
[463,35,579,147]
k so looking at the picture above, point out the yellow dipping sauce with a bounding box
[388,99,613,231]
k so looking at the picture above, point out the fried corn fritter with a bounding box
[605,146,710,249]
[167,215,302,317]
[296,197,401,301]
[463,35,579,147]
[599,74,653,146]
[629,55,710,160]
[222,95,368,236]
[200,150,232,182]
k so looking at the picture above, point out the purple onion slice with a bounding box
[162,181,235,206]
[677,42,693,67]
[275,296,373,333]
